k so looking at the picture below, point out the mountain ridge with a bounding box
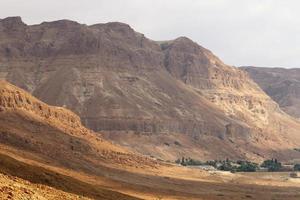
[0,80,160,170]
[1,16,300,161]
[242,66,300,118]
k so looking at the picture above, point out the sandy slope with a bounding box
[0,148,300,200]
[0,173,91,200]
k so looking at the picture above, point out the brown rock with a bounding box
[243,66,300,118]
[0,17,300,161]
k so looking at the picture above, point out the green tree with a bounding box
[294,164,300,171]
[261,159,282,172]
[237,161,258,172]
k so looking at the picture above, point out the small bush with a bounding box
[175,159,181,164]
[174,141,181,146]
[294,148,300,152]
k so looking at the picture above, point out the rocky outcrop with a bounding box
[0,80,159,169]
[242,66,300,118]
[160,37,280,129]
[1,17,300,160]
[161,37,242,89]
[0,80,82,130]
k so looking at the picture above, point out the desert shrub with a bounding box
[294,148,300,152]
[175,158,181,164]
[174,141,181,146]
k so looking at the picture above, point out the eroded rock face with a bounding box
[0,17,300,160]
[0,80,82,130]
[243,66,300,118]
[160,37,280,129]
[0,80,160,169]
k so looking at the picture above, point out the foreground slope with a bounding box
[0,172,91,200]
[0,80,157,199]
[0,80,300,200]
[243,66,300,118]
[0,17,300,161]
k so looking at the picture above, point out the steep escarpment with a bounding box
[0,80,155,199]
[0,80,83,131]
[160,37,278,128]
[0,80,159,170]
[1,17,300,161]
[242,66,300,119]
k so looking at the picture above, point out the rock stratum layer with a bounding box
[0,80,158,169]
[243,66,300,119]
[0,17,300,161]
[0,80,160,199]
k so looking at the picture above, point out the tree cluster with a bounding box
[175,157,258,172]
[175,157,300,173]
[260,159,282,172]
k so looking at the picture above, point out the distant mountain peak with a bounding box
[1,16,25,24]
[40,19,81,27]
[0,16,26,29]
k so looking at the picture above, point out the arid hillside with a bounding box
[0,17,300,161]
[242,66,300,118]
[0,80,158,168]
[0,80,164,199]
[0,80,300,200]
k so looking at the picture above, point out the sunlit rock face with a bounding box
[243,66,300,118]
[1,17,300,161]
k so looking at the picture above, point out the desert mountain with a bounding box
[0,79,161,199]
[1,81,300,199]
[0,79,159,169]
[242,66,300,119]
[0,17,300,161]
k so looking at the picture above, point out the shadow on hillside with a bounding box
[0,153,139,200]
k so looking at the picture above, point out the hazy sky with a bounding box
[1,0,300,68]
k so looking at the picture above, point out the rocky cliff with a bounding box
[0,80,158,169]
[0,80,83,131]
[243,66,300,119]
[1,17,300,161]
